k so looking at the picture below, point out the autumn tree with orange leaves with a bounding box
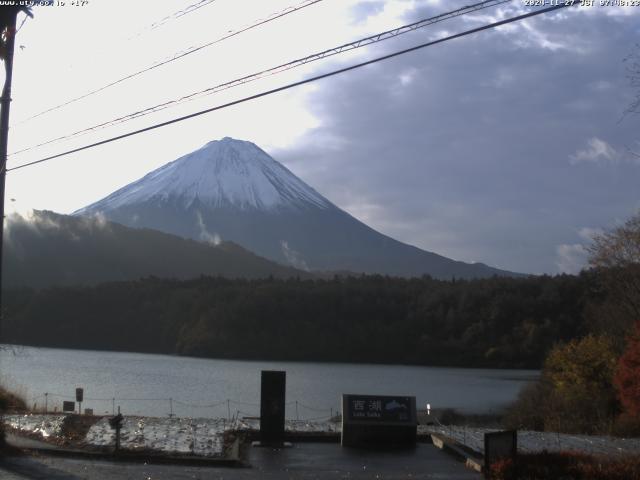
[589,211,640,429]
[614,322,640,418]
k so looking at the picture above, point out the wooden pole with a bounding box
[0,9,18,340]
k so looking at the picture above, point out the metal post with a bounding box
[44,393,48,413]
[296,400,299,420]
[227,399,231,421]
[169,398,173,418]
[112,398,115,415]
[0,8,19,342]
[115,411,121,453]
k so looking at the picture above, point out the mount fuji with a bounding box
[74,137,516,279]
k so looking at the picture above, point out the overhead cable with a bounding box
[13,0,324,126]
[9,0,510,156]
[147,0,218,32]
[7,3,576,173]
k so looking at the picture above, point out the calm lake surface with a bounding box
[0,345,538,419]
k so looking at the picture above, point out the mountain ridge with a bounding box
[75,137,521,279]
[3,210,312,288]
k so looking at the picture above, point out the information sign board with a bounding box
[341,394,417,447]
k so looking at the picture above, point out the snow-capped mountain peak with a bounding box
[74,137,518,279]
[76,137,331,213]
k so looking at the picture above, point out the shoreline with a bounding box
[0,342,545,372]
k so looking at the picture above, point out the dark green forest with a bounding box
[3,272,599,368]
[3,211,311,288]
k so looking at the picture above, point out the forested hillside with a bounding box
[3,211,311,288]
[3,273,595,368]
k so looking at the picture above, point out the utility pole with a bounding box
[0,8,19,340]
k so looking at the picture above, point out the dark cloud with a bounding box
[274,2,640,274]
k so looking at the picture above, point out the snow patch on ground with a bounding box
[422,426,640,457]
[3,414,340,458]
[4,414,65,439]
[84,417,338,456]
[85,416,227,457]
[7,414,638,459]
[234,418,340,434]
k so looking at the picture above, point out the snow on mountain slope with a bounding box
[76,137,331,214]
[74,137,520,279]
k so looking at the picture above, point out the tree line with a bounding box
[3,210,639,436]
[505,212,640,435]
[2,272,596,369]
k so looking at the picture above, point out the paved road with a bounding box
[0,443,480,479]
[6,433,71,452]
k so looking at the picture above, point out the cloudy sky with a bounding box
[4,0,640,275]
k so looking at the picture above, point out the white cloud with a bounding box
[517,20,569,52]
[554,225,603,274]
[390,68,419,97]
[569,137,620,165]
[398,68,417,87]
[490,69,515,88]
[577,226,602,243]
[556,243,588,274]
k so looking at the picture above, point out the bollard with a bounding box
[108,407,124,453]
[76,388,84,415]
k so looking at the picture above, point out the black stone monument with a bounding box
[259,370,286,446]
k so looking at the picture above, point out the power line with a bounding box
[126,0,220,41]
[12,0,324,126]
[7,3,577,173]
[9,0,510,156]
[79,0,515,135]
[147,0,218,32]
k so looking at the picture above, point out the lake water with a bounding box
[0,345,538,419]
